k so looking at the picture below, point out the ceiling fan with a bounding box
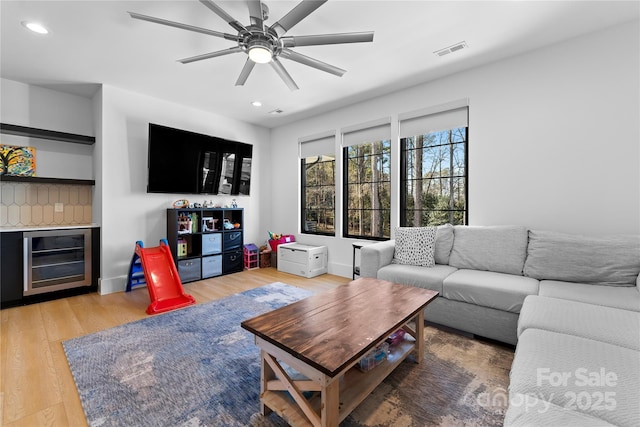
[129,0,374,91]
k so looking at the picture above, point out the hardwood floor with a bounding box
[0,268,351,427]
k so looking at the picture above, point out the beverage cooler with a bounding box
[23,229,92,296]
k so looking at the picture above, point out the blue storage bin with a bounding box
[202,255,222,278]
[202,233,222,255]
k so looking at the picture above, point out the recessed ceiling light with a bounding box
[251,101,262,107]
[22,21,49,34]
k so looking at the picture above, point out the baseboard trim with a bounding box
[98,276,126,295]
[98,265,351,295]
[328,262,352,279]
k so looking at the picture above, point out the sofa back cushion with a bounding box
[448,225,528,275]
[524,230,640,286]
[435,223,454,265]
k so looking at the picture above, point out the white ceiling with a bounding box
[1,1,638,128]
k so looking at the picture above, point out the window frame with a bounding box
[399,126,469,227]
[342,140,392,241]
[300,154,336,236]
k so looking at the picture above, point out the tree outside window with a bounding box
[401,127,467,226]
[343,140,391,239]
[301,154,335,235]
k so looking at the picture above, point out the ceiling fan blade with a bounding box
[235,59,256,86]
[128,12,239,41]
[282,31,374,48]
[178,46,243,64]
[270,58,299,91]
[247,0,264,30]
[198,0,248,34]
[270,0,327,37]
[280,49,345,77]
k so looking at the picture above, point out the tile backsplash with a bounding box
[0,182,92,227]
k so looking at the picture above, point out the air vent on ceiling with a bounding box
[434,41,468,57]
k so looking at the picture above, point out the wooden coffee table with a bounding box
[241,277,439,427]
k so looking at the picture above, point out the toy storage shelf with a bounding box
[166,208,243,283]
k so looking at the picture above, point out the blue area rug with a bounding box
[64,282,512,426]
[63,283,308,427]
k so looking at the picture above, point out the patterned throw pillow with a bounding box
[393,226,437,267]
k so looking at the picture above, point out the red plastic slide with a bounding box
[135,240,196,315]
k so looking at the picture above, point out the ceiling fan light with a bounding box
[248,45,272,64]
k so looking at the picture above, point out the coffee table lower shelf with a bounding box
[258,335,418,427]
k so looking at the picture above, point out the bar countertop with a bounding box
[0,224,100,232]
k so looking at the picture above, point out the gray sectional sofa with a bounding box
[360,225,640,426]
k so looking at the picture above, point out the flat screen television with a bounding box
[147,123,252,195]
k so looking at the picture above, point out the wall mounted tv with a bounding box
[147,123,252,195]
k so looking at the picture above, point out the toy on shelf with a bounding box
[177,238,188,257]
[172,199,189,208]
[132,239,196,315]
[177,213,191,234]
[202,217,218,231]
[190,212,198,232]
[178,212,199,234]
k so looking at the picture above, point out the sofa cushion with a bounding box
[448,225,528,275]
[377,264,457,294]
[508,329,640,427]
[523,230,640,286]
[538,280,640,312]
[504,393,617,426]
[392,226,436,267]
[518,295,640,351]
[435,223,454,265]
[443,269,538,313]
[503,393,614,427]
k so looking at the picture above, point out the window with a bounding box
[300,133,335,235]
[399,103,468,226]
[343,119,391,240]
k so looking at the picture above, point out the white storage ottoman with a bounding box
[277,243,328,278]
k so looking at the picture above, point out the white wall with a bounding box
[1,79,272,294]
[0,78,94,179]
[97,85,271,294]
[4,20,638,287]
[270,21,640,277]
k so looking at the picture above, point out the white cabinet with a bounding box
[277,243,327,278]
